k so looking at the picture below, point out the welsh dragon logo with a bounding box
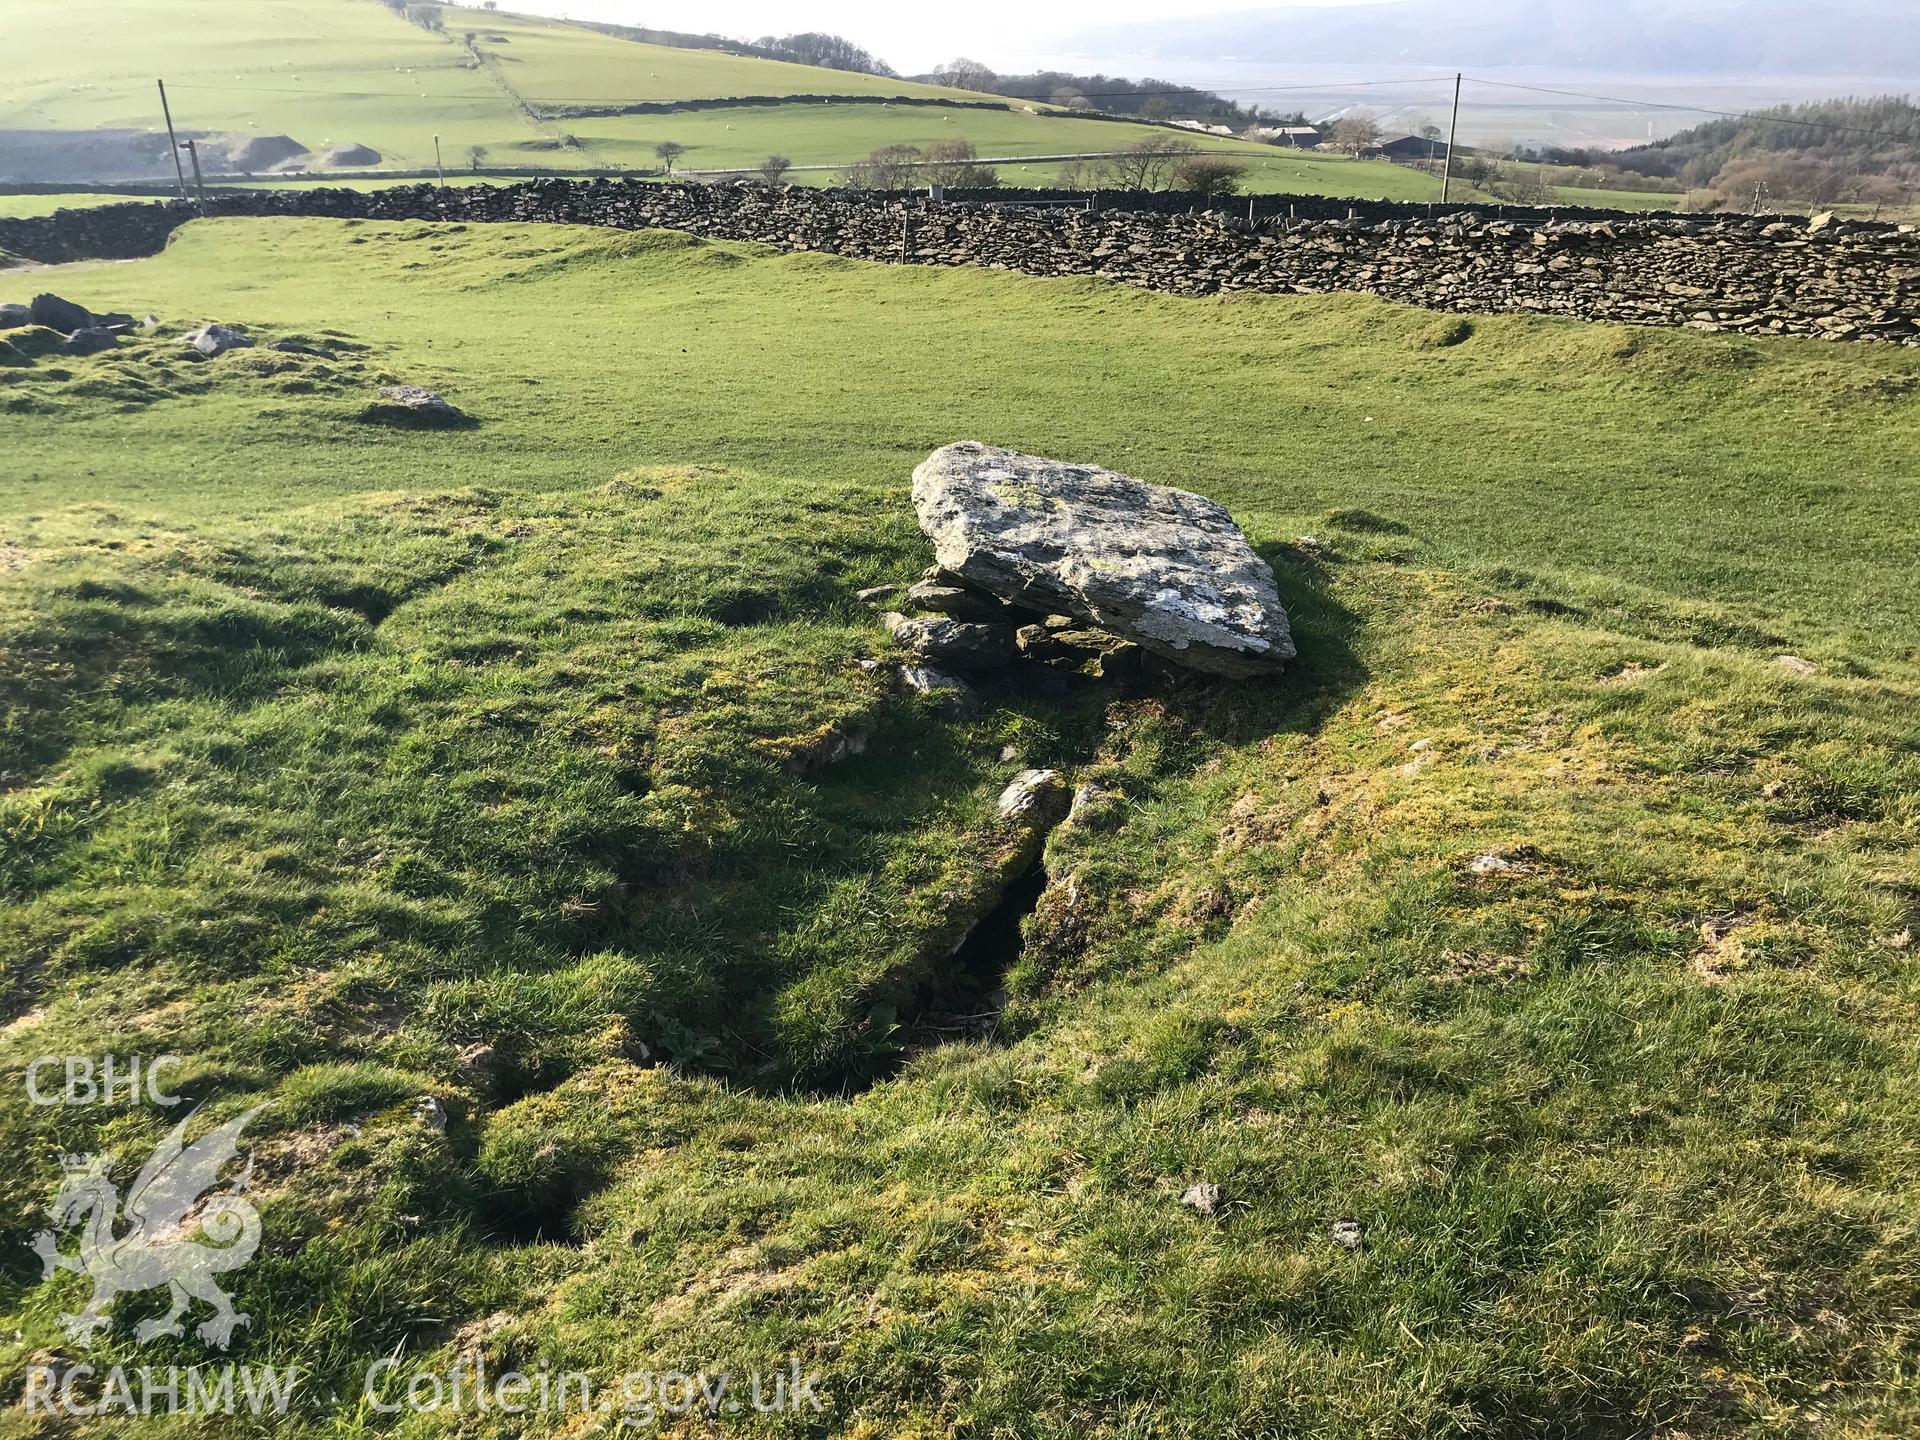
[31,1104,267,1350]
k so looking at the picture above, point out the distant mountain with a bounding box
[1083,0,1920,76]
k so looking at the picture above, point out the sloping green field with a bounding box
[1,220,1917,1435]
[1,0,1433,198]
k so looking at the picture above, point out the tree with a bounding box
[1097,138,1198,191]
[654,141,687,175]
[467,144,488,171]
[1143,96,1172,123]
[1050,86,1090,111]
[1173,154,1246,198]
[932,58,997,93]
[922,139,999,188]
[1329,112,1381,155]
[759,154,792,185]
[844,145,923,190]
[751,32,895,77]
[1457,156,1499,193]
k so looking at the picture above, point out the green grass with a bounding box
[0,192,151,219]
[0,0,987,174]
[561,105,1432,197]
[1,0,1439,202]
[0,218,1917,1435]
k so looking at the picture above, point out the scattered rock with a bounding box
[183,323,253,357]
[1773,654,1818,676]
[1014,623,1059,660]
[1331,1219,1365,1251]
[779,716,873,775]
[912,442,1294,678]
[28,293,91,334]
[362,384,467,426]
[897,664,975,715]
[267,337,334,357]
[855,583,901,606]
[1179,1182,1222,1215]
[60,327,118,355]
[904,577,1011,621]
[996,768,1064,822]
[1066,781,1118,829]
[0,302,32,329]
[891,616,1018,671]
[414,1096,448,1133]
[1469,853,1521,876]
[92,311,134,331]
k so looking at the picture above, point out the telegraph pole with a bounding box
[434,134,444,188]
[157,79,188,200]
[183,139,207,213]
[1439,72,1462,204]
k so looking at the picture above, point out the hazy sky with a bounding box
[488,0,1376,74]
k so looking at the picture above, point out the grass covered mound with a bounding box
[0,218,1917,1435]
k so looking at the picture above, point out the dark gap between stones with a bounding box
[867,861,1050,1085]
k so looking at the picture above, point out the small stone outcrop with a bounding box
[891,616,1018,671]
[912,442,1294,678]
[0,303,31,329]
[60,327,118,355]
[362,384,466,425]
[184,323,253,357]
[28,293,91,334]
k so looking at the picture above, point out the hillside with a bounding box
[0,0,1432,198]
[2,215,1918,1433]
[1592,96,1920,209]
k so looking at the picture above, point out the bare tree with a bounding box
[1097,138,1199,191]
[467,144,488,172]
[922,139,999,187]
[654,141,687,175]
[1173,154,1246,197]
[759,153,792,185]
[1329,112,1382,154]
[844,145,923,190]
[932,57,997,93]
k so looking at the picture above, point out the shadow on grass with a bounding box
[636,555,1371,1097]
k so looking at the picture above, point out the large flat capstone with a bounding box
[910,442,1295,678]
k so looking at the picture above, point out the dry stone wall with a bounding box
[3,179,1915,345]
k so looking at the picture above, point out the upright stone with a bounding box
[910,441,1295,677]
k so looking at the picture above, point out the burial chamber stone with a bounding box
[910,442,1294,678]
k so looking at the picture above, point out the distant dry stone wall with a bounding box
[4,180,1916,345]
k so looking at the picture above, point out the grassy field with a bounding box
[0,0,986,173]
[2,0,1444,203]
[1,218,1918,1435]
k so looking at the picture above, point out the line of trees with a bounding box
[750,32,896,77]
[919,58,1290,130]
